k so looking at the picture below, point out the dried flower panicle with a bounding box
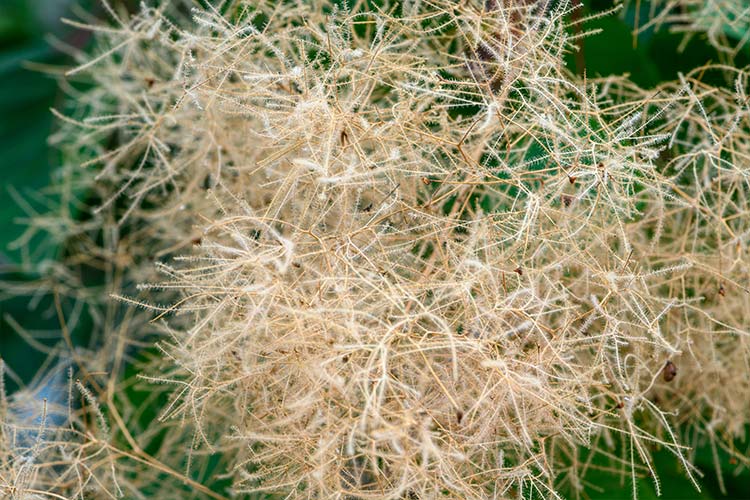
[5,0,750,498]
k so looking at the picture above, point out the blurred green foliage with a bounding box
[0,1,748,498]
[0,0,72,264]
[0,0,77,391]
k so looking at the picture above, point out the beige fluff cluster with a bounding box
[3,1,750,499]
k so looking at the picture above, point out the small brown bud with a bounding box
[718,283,726,297]
[456,409,463,424]
[421,177,431,185]
[514,266,523,276]
[662,360,677,382]
[568,175,577,184]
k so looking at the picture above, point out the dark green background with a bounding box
[0,1,748,498]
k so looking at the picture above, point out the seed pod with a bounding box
[662,360,677,382]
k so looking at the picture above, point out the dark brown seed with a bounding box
[475,41,495,63]
[456,409,463,424]
[342,354,350,363]
[561,194,573,207]
[662,360,677,382]
[292,262,301,268]
[421,177,431,185]
[514,267,523,276]
[191,236,202,245]
[616,401,624,409]
[568,175,577,184]
[145,77,155,88]
[718,283,726,297]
